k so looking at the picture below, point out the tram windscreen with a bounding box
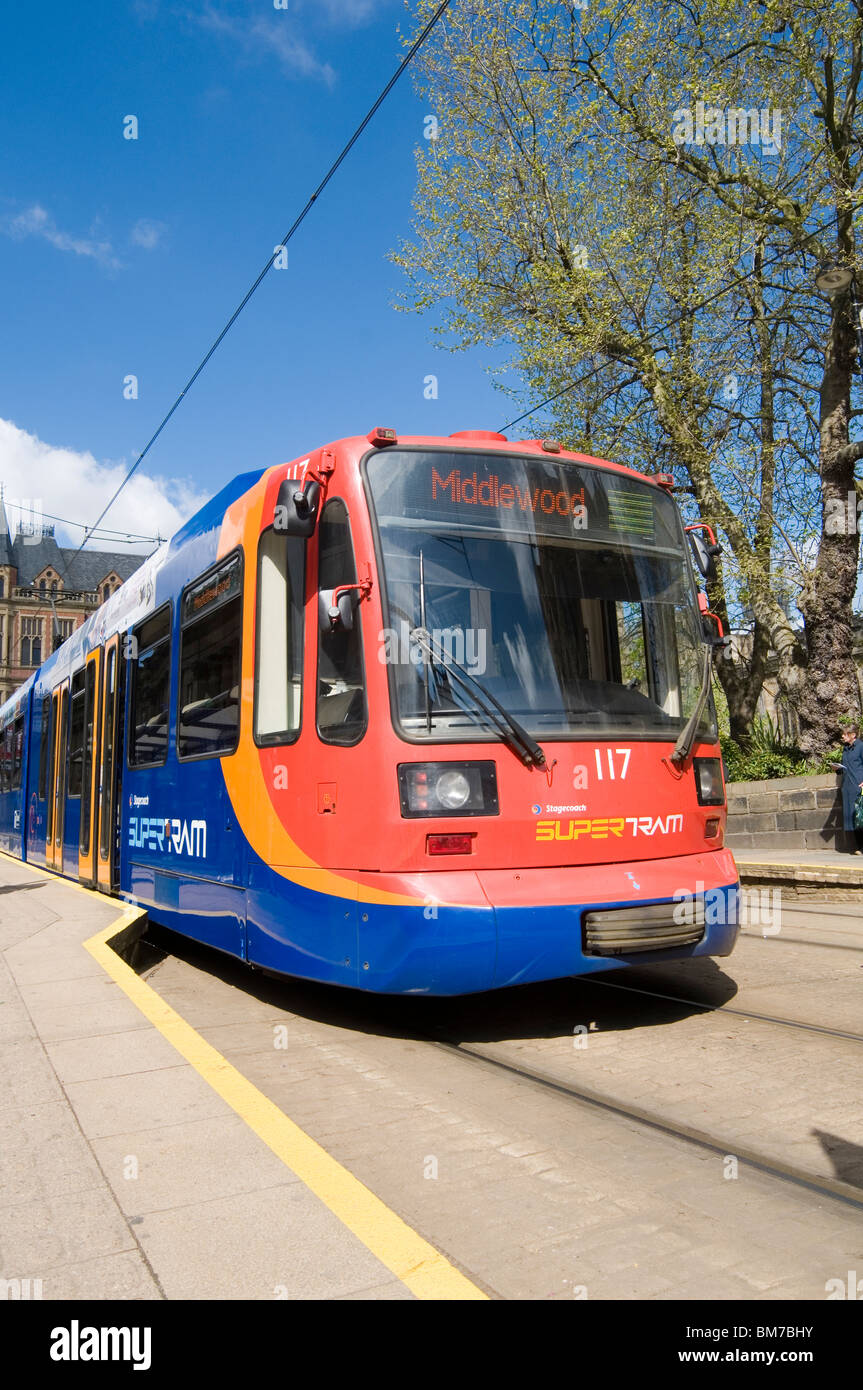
[366,450,714,740]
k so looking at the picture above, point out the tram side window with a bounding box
[255,529,305,744]
[11,714,23,791]
[68,670,87,796]
[178,554,242,760]
[317,500,367,745]
[38,696,51,799]
[0,724,9,793]
[129,607,172,767]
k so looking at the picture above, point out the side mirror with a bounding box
[687,528,721,584]
[274,477,322,538]
[319,589,355,632]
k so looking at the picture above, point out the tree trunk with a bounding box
[713,618,770,746]
[796,299,860,754]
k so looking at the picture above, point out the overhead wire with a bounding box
[65,0,454,570]
[2,499,161,546]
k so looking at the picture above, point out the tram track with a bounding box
[738,908,863,952]
[577,975,863,1045]
[127,922,863,1218]
[420,1030,863,1212]
[739,929,863,953]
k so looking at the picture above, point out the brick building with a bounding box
[0,494,145,704]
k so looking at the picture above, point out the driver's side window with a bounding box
[316,499,367,745]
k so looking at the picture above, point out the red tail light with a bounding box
[427,833,475,856]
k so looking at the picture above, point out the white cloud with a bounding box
[130,218,166,250]
[1,205,120,271]
[195,8,336,84]
[0,418,208,554]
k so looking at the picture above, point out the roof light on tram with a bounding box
[540,439,562,453]
[367,426,398,446]
[650,472,675,489]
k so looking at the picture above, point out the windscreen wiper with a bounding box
[410,626,546,770]
[671,641,716,765]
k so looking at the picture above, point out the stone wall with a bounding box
[725,771,851,852]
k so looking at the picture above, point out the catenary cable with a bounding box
[66,0,455,565]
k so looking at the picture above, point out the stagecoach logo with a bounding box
[128,815,207,858]
[136,577,154,607]
[129,794,149,808]
[536,814,683,842]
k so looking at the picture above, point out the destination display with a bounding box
[181,552,242,627]
[366,450,679,549]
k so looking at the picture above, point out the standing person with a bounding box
[838,724,863,853]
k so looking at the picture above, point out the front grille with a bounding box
[583,899,705,956]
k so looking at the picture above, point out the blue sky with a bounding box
[0,0,513,550]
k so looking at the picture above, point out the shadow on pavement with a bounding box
[125,919,741,1047]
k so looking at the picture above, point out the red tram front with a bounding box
[218,427,738,993]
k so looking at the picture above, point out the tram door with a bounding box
[46,681,69,873]
[96,636,120,892]
[78,648,102,887]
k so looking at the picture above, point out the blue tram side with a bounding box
[0,471,259,938]
[0,679,31,858]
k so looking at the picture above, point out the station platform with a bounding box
[733,847,863,898]
[0,855,484,1301]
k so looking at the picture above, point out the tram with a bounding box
[0,429,739,994]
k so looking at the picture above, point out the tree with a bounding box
[397,0,863,752]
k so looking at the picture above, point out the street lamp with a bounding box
[815,260,863,372]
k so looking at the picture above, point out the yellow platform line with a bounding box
[2,854,487,1301]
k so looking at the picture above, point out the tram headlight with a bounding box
[436,771,471,809]
[694,756,725,806]
[398,762,499,818]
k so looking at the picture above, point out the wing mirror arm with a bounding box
[319,567,374,631]
[697,591,727,646]
[274,450,336,538]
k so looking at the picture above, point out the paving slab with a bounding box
[0,1099,104,1208]
[134,1185,407,1302]
[90,1114,301,1214]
